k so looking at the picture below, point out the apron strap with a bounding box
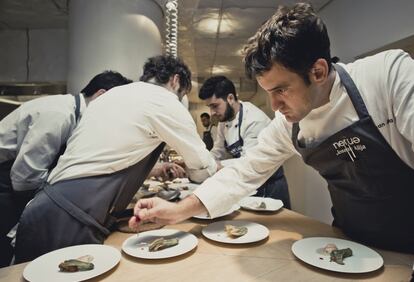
[43,184,110,236]
[224,103,244,154]
[48,94,82,171]
[74,94,81,121]
[334,64,369,119]
[237,103,244,146]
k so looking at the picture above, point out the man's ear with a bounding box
[309,58,329,84]
[226,93,236,104]
[172,74,180,86]
[91,89,106,101]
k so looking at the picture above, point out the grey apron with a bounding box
[0,94,80,267]
[292,64,414,252]
[14,143,165,263]
[224,104,290,207]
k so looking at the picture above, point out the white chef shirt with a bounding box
[210,101,270,166]
[194,49,414,217]
[48,82,217,184]
[0,94,86,191]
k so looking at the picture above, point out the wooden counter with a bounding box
[1,208,413,281]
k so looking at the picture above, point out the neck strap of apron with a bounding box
[74,94,81,121]
[334,64,369,119]
[237,103,243,142]
[292,64,369,142]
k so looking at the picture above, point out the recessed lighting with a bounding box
[212,65,231,74]
[195,17,234,34]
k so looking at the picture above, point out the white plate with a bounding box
[23,244,121,282]
[122,229,198,259]
[202,220,269,244]
[291,237,384,273]
[193,204,240,219]
[239,196,284,212]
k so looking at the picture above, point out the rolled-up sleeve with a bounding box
[151,102,217,183]
[193,113,297,217]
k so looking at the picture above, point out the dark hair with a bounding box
[243,2,332,84]
[198,76,237,101]
[200,112,210,119]
[139,55,192,95]
[81,70,132,97]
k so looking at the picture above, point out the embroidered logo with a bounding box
[332,136,366,162]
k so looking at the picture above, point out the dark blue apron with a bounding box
[292,64,414,252]
[225,104,290,207]
[14,143,165,263]
[0,94,80,267]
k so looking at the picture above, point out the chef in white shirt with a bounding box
[14,55,218,263]
[130,3,414,253]
[0,71,132,267]
[199,76,290,205]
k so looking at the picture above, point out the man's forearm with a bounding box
[176,194,207,221]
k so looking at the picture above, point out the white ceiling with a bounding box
[0,0,332,102]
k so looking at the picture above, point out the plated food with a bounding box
[122,229,198,259]
[58,255,94,272]
[291,237,383,273]
[148,237,179,252]
[23,245,121,282]
[225,225,248,238]
[202,220,269,244]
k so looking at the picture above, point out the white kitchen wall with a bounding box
[0,29,67,82]
[320,0,414,63]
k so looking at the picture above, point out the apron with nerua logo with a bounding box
[292,64,414,252]
[225,104,290,206]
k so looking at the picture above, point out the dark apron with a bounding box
[202,126,214,151]
[0,95,80,267]
[292,64,414,252]
[14,143,165,263]
[225,104,290,207]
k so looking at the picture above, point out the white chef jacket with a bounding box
[194,49,414,218]
[0,94,86,191]
[210,101,270,166]
[48,82,217,184]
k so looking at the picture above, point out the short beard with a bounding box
[221,102,235,122]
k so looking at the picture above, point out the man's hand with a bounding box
[162,162,186,180]
[128,195,207,230]
[149,162,187,181]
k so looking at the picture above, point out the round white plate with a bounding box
[193,204,240,219]
[291,237,384,273]
[202,220,269,244]
[23,244,121,282]
[122,229,198,259]
[239,196,284,212]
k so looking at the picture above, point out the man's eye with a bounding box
[276,88,287,95]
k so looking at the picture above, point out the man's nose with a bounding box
[270,95,283,111]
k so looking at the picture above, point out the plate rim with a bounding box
[121,228,198,259]
[23,244,121,282]
[291,236,384,274]
[239,196,284,212]
[192,204,240,220]
[201,220,269,244]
